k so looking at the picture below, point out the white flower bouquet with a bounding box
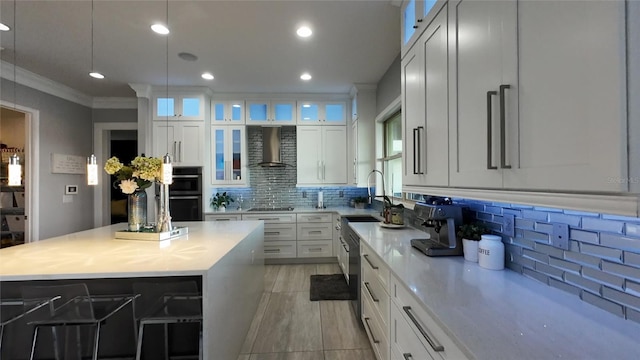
[104,156,162,194]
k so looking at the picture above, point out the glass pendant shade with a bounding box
[87,154,98,185]
[8,153,21,186]
[161,153,173,185]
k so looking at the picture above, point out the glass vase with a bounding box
[128,189,147,231]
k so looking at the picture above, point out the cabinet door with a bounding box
[154,95,205,120]
[296,127,323,184]
[448,0,517,188]
[402,44,425,187]
[323,127,348,184]
[271,101,296,124]
[212,127,227,182]
[153,123,177,159]
[212,101,244,124]
[178,122,204,166]
[504,0,627,192]
[211,126,247,185]
[323,102,346,124]
[179,95,205,120]
[246,101,269,124]
[298,101,321,124]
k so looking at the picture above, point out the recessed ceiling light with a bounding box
[296,26,312,38]
[151,23,170,35]
[201,72,214,80]
[89,72,105,79]
[300,73,312,81]
[0,23,10,32]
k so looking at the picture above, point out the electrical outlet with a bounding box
[551,223,570,250]
[503,214,515,237]
[339,190,344,198]
[302,191,307,198]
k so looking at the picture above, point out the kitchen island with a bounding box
[0,221,265,359]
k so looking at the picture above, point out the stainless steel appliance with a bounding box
[158,167,203,221]
[341,215,380,324]
[410,202,463,256]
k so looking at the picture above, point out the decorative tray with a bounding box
[378,222,406,229]
[114,226,188,241]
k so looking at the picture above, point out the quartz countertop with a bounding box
[0,221,264,281]
[205,206,380,217]
[350,222,640,360]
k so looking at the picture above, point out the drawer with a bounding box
[391,275,469,360]
[204,214,241,221]
[361,242,390,292]
[264,223,297,242]
[297,223,332,240]
[362,290,390,360]
[297,213,333,223]
[362,258,390,329]
[297,240,333,258]
[242,213,296,223]
[391,302,435,360]
[263,241,296,259]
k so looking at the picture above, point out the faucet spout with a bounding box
[366,169,386,205]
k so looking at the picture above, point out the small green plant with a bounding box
[210,192,234,210]
[457,222,488,241]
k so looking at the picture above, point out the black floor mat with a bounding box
[309,274,353,301]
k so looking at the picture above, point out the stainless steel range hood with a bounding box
[257,127,288,167]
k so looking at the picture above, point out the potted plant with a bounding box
[457,222,488,262]
[210,192,234,212]
[353,196,368,209]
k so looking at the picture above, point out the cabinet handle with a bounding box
[173,141,177,159]
[364,282,379,302]
[264,249,280,253]
[342,244,349,252]
[499,84,512,169]
[323,161,326,180]
[353,158,357,182]
[309,248,323,252]
[413,25,419,29]
[403,354,413,360]
[402,306,444,352]
[412,128,419,174]
[363,254,378,270]
[178,141,183,162]
[308,230,323,234]
[417,126,424,174]
[317,161,321,180]
[363,317,380,344]
[486,91,498,170]
[265,231,281,235]
[213,218,231,221]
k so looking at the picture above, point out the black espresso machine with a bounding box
[410,202,464,256]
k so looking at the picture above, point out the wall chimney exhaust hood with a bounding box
[257,127,288,167]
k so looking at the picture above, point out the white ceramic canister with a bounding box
[478,234,505,270]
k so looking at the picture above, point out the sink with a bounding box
[343,215,380,223]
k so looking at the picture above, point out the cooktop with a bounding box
[247,207,295,212]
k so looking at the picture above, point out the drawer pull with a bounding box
[363,317,380,344]
[308,230,323,234]
[309,248,323,252]
[364,282,379,302]
[403,306,444,352]
[258,217,279,221]
[264,249,281,253]
[265,231,281,235]
[363,254,379,270]
[403,354,413,360]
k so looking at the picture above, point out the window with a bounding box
[381,111,402,199]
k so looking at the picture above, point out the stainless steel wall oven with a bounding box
[157,167,203,221]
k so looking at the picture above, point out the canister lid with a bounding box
[480,234,501,241]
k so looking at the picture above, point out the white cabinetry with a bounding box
[211,126,248,186]
[246,100,296,125]
[296,213,333,258]
[153,122,204,166]
[361,240,391,360]
[212,100,245,124]
[297,101,347,125]
[402,3,449,189]
[350,85,376,186]
[297,126,347,186]
[153,92,206,121]
[401,0,442,57]
[242,213,297,259]
[390,274,468,360]
[204,214,241,221]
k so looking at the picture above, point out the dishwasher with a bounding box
[341,215,380,324]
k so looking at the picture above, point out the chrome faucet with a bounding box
[366,169,386,205]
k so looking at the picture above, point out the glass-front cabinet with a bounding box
[212,100,245,124]
[246,100,296,125]
[297,101,346,125]
[211,126,247,186]
[401,0,440,57]
[153,93,206,121]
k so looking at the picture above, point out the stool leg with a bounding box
[29,326,39,360]
[164,323,169,360]
[135,322,145,360]
[92,322,101,360]
[0,324,5,356]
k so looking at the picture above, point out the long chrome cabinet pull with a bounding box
[364,282,379,302]
[486,91,498,170]
[403,354,413,360]
[173,141,177,160]
[403,306,444,352]
[413,128,419,174]
[417,126,424,175]
[363,254,379,270]
[363,317,380,344]
[499,84,512,169]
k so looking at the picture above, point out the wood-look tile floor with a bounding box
[239,264,374,360]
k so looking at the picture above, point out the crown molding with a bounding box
[92,97,138,109]
[128,83,152,99]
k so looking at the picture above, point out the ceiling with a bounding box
[0,0,401,99]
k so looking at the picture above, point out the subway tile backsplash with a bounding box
[453,198,640,324]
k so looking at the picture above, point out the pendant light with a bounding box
[7,0,21,186]
[160,0,172,185]
[87,0,99,185]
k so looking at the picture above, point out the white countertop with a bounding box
[205,205,381,217]
[0,221,263,281]
[350,222,640,360]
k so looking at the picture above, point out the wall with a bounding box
[211,126,368,211]
[1,78,94,240]
[92,108,137,123]
[375,53,401,115]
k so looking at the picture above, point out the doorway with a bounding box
[109,131,137,224]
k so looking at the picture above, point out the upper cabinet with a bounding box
[212,100,245,125]
[153,92,206,121]
[297,101,347,125]
[401,0,441,58]
[153,121,204,166]
[211,126,248,186]
[246,100,296,125]
[297,126,347,186]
